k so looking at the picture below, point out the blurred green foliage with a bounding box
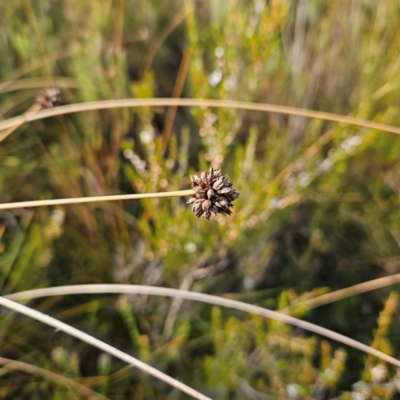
[1,0,400,398]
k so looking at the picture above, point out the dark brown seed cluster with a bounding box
[35,87,62,109]
[187,168,239,220]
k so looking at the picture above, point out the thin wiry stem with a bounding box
[5,284,400,368]
[144,7,191,70]
[0,77,79,94]
[22,0,52,78]
[0,45,80,92]
[162,47,191,151]
[0,357,108,399]
[0,190,194,210]
[0,103,42,143]
[1,98,400,136]
[0,296,211,400]
[304,273,400,309]
[0,91,39,118]
[272,124,337,185]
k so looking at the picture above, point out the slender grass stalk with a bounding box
[0,296,211,400]
[0,357,108,399]
[0,45,80,92]
[272,124,337,185]
[161,47,192,151]
[0,77,79,94]
[113,0,124,49]
[0,189,194,210]
[0,91,40,117]
[304,273,400,309]
[1,99,400,136]
[0,103,42,143]
[5,284,400,368]
[22,0,52,79]
[144,7,192,70]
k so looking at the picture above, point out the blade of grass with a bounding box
[272,124,337,186]
[113,0,124,49]
[0,91,39,117]
[0,189,194,210]
[0,45,80,92]
[5,284,400,368]
[0,103,42,143]
[161,47,191,151]
[0,357,108,400]
[1,98,400,136]
[144,7,192,70]
[0,296,212,400]
[0,77,79,94]
[22,0,52,79]
[303,273,400,309]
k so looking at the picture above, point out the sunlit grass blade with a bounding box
[6,284,400,368]
[144,7,192,70]
[0,77,78,94]
[0,357,108,400]
[0,296,212,400]
[303,273,400,309]
[0,190,194,210]
[0,103,42,143]
[0,45,80,92]
[1,98,400,136]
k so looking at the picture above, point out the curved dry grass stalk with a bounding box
[5,284,400,368]
[304,273,400,309]
[1,98,400,136]
[0,77,79,93]
[144,7,192,70]
[0,296,211,400]
[0,103,42,143]
[0,45,80,92]
[0,357,108,399]
[272,125,337,186]
[0,189,194,210]
[0,91,39,118]
[162,47,191,150]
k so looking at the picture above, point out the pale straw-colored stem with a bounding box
[0,190,194,210]
[304,273,400,309]
[0,45,80,92]
[161,47,192,150]
[5,284,400,368]
[0,103,42,143]
[144,8,191,70]
[0,357,108,399]
[0,77,79,93]
[0,296,211,400]
[1,99,400,136]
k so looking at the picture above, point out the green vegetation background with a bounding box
[1,0,400,398]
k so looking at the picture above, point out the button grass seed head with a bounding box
[187,167,240,220]
[35,87,62,109]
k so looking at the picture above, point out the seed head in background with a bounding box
[187,168,240,220]
[35,87,62,109]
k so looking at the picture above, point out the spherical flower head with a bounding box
[187,167,239,220]
[35,87,62,109]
